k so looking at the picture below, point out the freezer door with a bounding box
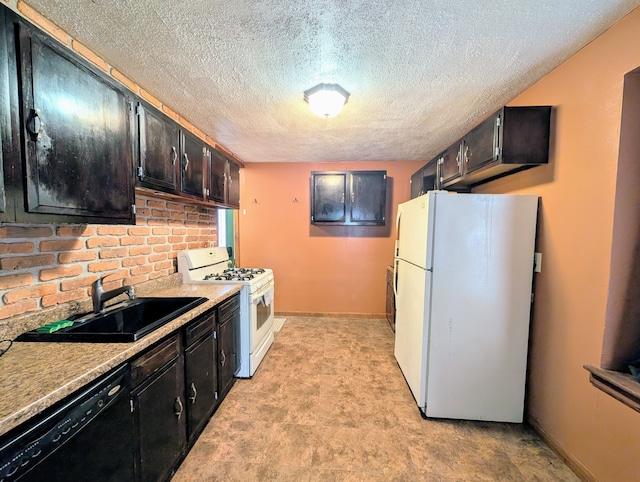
[395,192,438,270]
[393,259,431,408]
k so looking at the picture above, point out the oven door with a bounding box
[250,281,274,352]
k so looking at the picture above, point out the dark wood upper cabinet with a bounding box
[136,101,179,192]
[207,148,240,208]
[14,15,135,223]
[439,142,463,187]
[227,159,240,207]
[180,129,206,198]
[311,172,347,223]
[410,158,438,198]
[311,170,386,225]
[350,171,387,224]
[441,106,551,189]
[207,148,226,204]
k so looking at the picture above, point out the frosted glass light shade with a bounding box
[304,83,350,118]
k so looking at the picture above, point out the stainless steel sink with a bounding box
[16,297,208,343]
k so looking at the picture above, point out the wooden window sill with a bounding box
[584,365,640,412]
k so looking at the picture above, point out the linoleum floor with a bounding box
[173,317,579,481]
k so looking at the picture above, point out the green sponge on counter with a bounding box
[35,320,74,333]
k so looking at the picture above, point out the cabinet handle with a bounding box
[455,151,460,167]
[351,191,354,203]
[183,152,189,172]
[171,146,177,166]
[464,146,471,163]
[189,382,198,404]
[340,193,345,204]
[220,349,226,367]
[174,396,183,418]
[26,109,42,141]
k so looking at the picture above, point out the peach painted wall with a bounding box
[238,161,421,316]
[474,7,640,481]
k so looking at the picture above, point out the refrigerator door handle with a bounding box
[393,258,399,298]
[395,206,403,257]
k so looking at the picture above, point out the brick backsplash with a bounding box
[0,195,217,320]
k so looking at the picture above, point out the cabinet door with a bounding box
[132,356,186,482]
[137,102,179,192]
[0,6,8,218]
[350,171,386,224]
[17,20,134,222]
[218,316,237,398]
[180,130,205,197]
[440,143,462,186]
[311,172,347,223]
[410,169,422,199]
[207,148,226,203]
[462,112,499,173]
[184,334,217,441]
[227,160,240,208]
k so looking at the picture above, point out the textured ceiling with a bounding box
[21,0,640,163]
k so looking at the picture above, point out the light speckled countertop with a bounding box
[0,282,242,437]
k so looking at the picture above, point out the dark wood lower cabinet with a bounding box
[184,311,218,443]
[131,334,186,482]
[386,266,396,332]
[128,301,238,481]
[217,294,239,399]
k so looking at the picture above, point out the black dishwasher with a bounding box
[0,364,133,481]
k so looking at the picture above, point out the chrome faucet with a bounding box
[91,277,135,313]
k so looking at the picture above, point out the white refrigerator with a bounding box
[393,191,538,423]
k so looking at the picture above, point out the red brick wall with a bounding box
[0,196,217,320]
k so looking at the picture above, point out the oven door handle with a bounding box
[252,282,274,302]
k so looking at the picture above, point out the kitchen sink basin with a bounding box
[16,297,208,343]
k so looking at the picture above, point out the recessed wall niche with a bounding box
[602,66,640,371]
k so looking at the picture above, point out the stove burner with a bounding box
[200,267,269,282]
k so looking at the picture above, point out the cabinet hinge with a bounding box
[383,174,387,180]
[495,147,501,157]
[437,157,444,165]
[135,104,143,116]
[137,166,144,178]
[496,116,501,127]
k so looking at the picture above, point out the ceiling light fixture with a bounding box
[303,83,350,118]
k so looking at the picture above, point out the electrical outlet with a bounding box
[534,252,542,273]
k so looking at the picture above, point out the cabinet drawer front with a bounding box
[185,311,215,346]
[131,334,181,387]
[218,294,240,317]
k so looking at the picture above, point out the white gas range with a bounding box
[177,247,275,378]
